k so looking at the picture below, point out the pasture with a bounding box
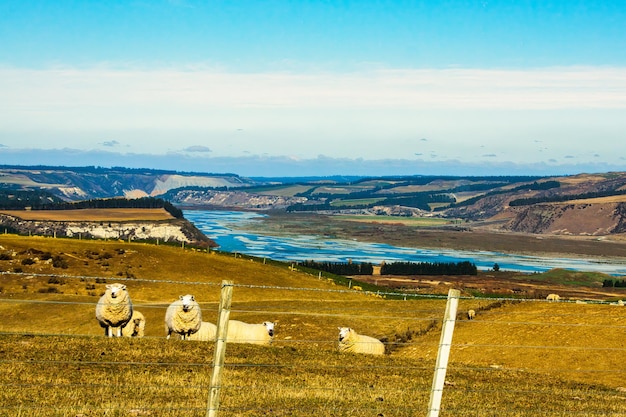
[336,214,453,227]
[0,208,174,221]
[0,235,625,416]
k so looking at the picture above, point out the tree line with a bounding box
[297,260,478,276]
[298,260,374,275]
[381,261,478,275]
[602,278,626,288]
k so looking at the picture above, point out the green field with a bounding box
[0,235,625,416]
[336,214,454,226]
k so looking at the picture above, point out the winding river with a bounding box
[184,210,626,275]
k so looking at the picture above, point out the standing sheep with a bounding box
[546,293,561,302]
[226,320,275,345]
[95,283,133,338]
[337,327,385,355]
[121,310,146,338]
[164,294,202,340]
[187,321,218,342]
[467,309,476,320]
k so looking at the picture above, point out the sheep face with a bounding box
[263,322,275,337]
[179,294,196,312]
[338,327,352,342]
[107,283,127,298]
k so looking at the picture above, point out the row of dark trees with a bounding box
[298,260,478,276]
[602,279,626,288]
[380,261,478,276]
[298,260,374,275]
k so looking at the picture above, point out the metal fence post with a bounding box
[206,280,233,417]
[427,288,460,417]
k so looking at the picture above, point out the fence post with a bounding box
[206,280,234,417]
[427,288,460,417]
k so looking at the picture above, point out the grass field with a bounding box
[0,234,625,416]
[336,214,454,226]
[0,208,174,221]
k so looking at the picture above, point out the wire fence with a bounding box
[1,271,626,416]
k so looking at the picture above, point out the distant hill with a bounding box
[4,165,626,238]
[0,165,254,201]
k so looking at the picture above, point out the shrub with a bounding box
[21,258,36,265]
[52,255,68,269]
[38,287,61,294]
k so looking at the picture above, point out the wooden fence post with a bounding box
[427,288,460,417]
[206,280,234,417]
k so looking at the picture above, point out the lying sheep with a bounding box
[96,283,133,337]
[337,327,385,355]
[187,321,217,342]
[467,309,476,320]
[226,320,275,345]
[121,310,146,338]
[164,294,202,340]
[546,293,561,302]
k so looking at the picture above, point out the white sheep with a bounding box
[226,320,275,345]
[164,294,202,340]
[337,327,385,355]
[187,321,217,342]
[121,310,146,338]
[95,283,133,337]
[467,309,476,320]
[546,293,561,302]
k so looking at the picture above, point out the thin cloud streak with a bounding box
[2,66,625,117]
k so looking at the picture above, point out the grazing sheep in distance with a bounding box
[121,310,145,338]
[467,309,476,320]
[96,283,133,337]
[165,294,202,340]
[546,294,561,302]
[187,321,217,342]
[337,327,385,355]
[226,320,275,345]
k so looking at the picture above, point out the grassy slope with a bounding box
[0,235,625,416]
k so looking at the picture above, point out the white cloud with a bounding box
[0,65,625,164]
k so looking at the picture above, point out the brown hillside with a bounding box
[501,202,626,235]
[444,172,626,237]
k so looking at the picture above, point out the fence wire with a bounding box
[1,271,625,416]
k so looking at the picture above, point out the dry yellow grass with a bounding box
[0,234,625,416]
[0,208,174,221]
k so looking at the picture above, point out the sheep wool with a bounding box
[121,310,146,338]
[546,293,561,302]
[187,321,217,342]
[95,283,133,338]
[467,309,476,320]
[338,327,385,355]
[226,320,275,345]
[165,294,202,340]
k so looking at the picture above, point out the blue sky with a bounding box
[1,0,625,177]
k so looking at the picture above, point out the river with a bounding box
[183,210,626,275]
